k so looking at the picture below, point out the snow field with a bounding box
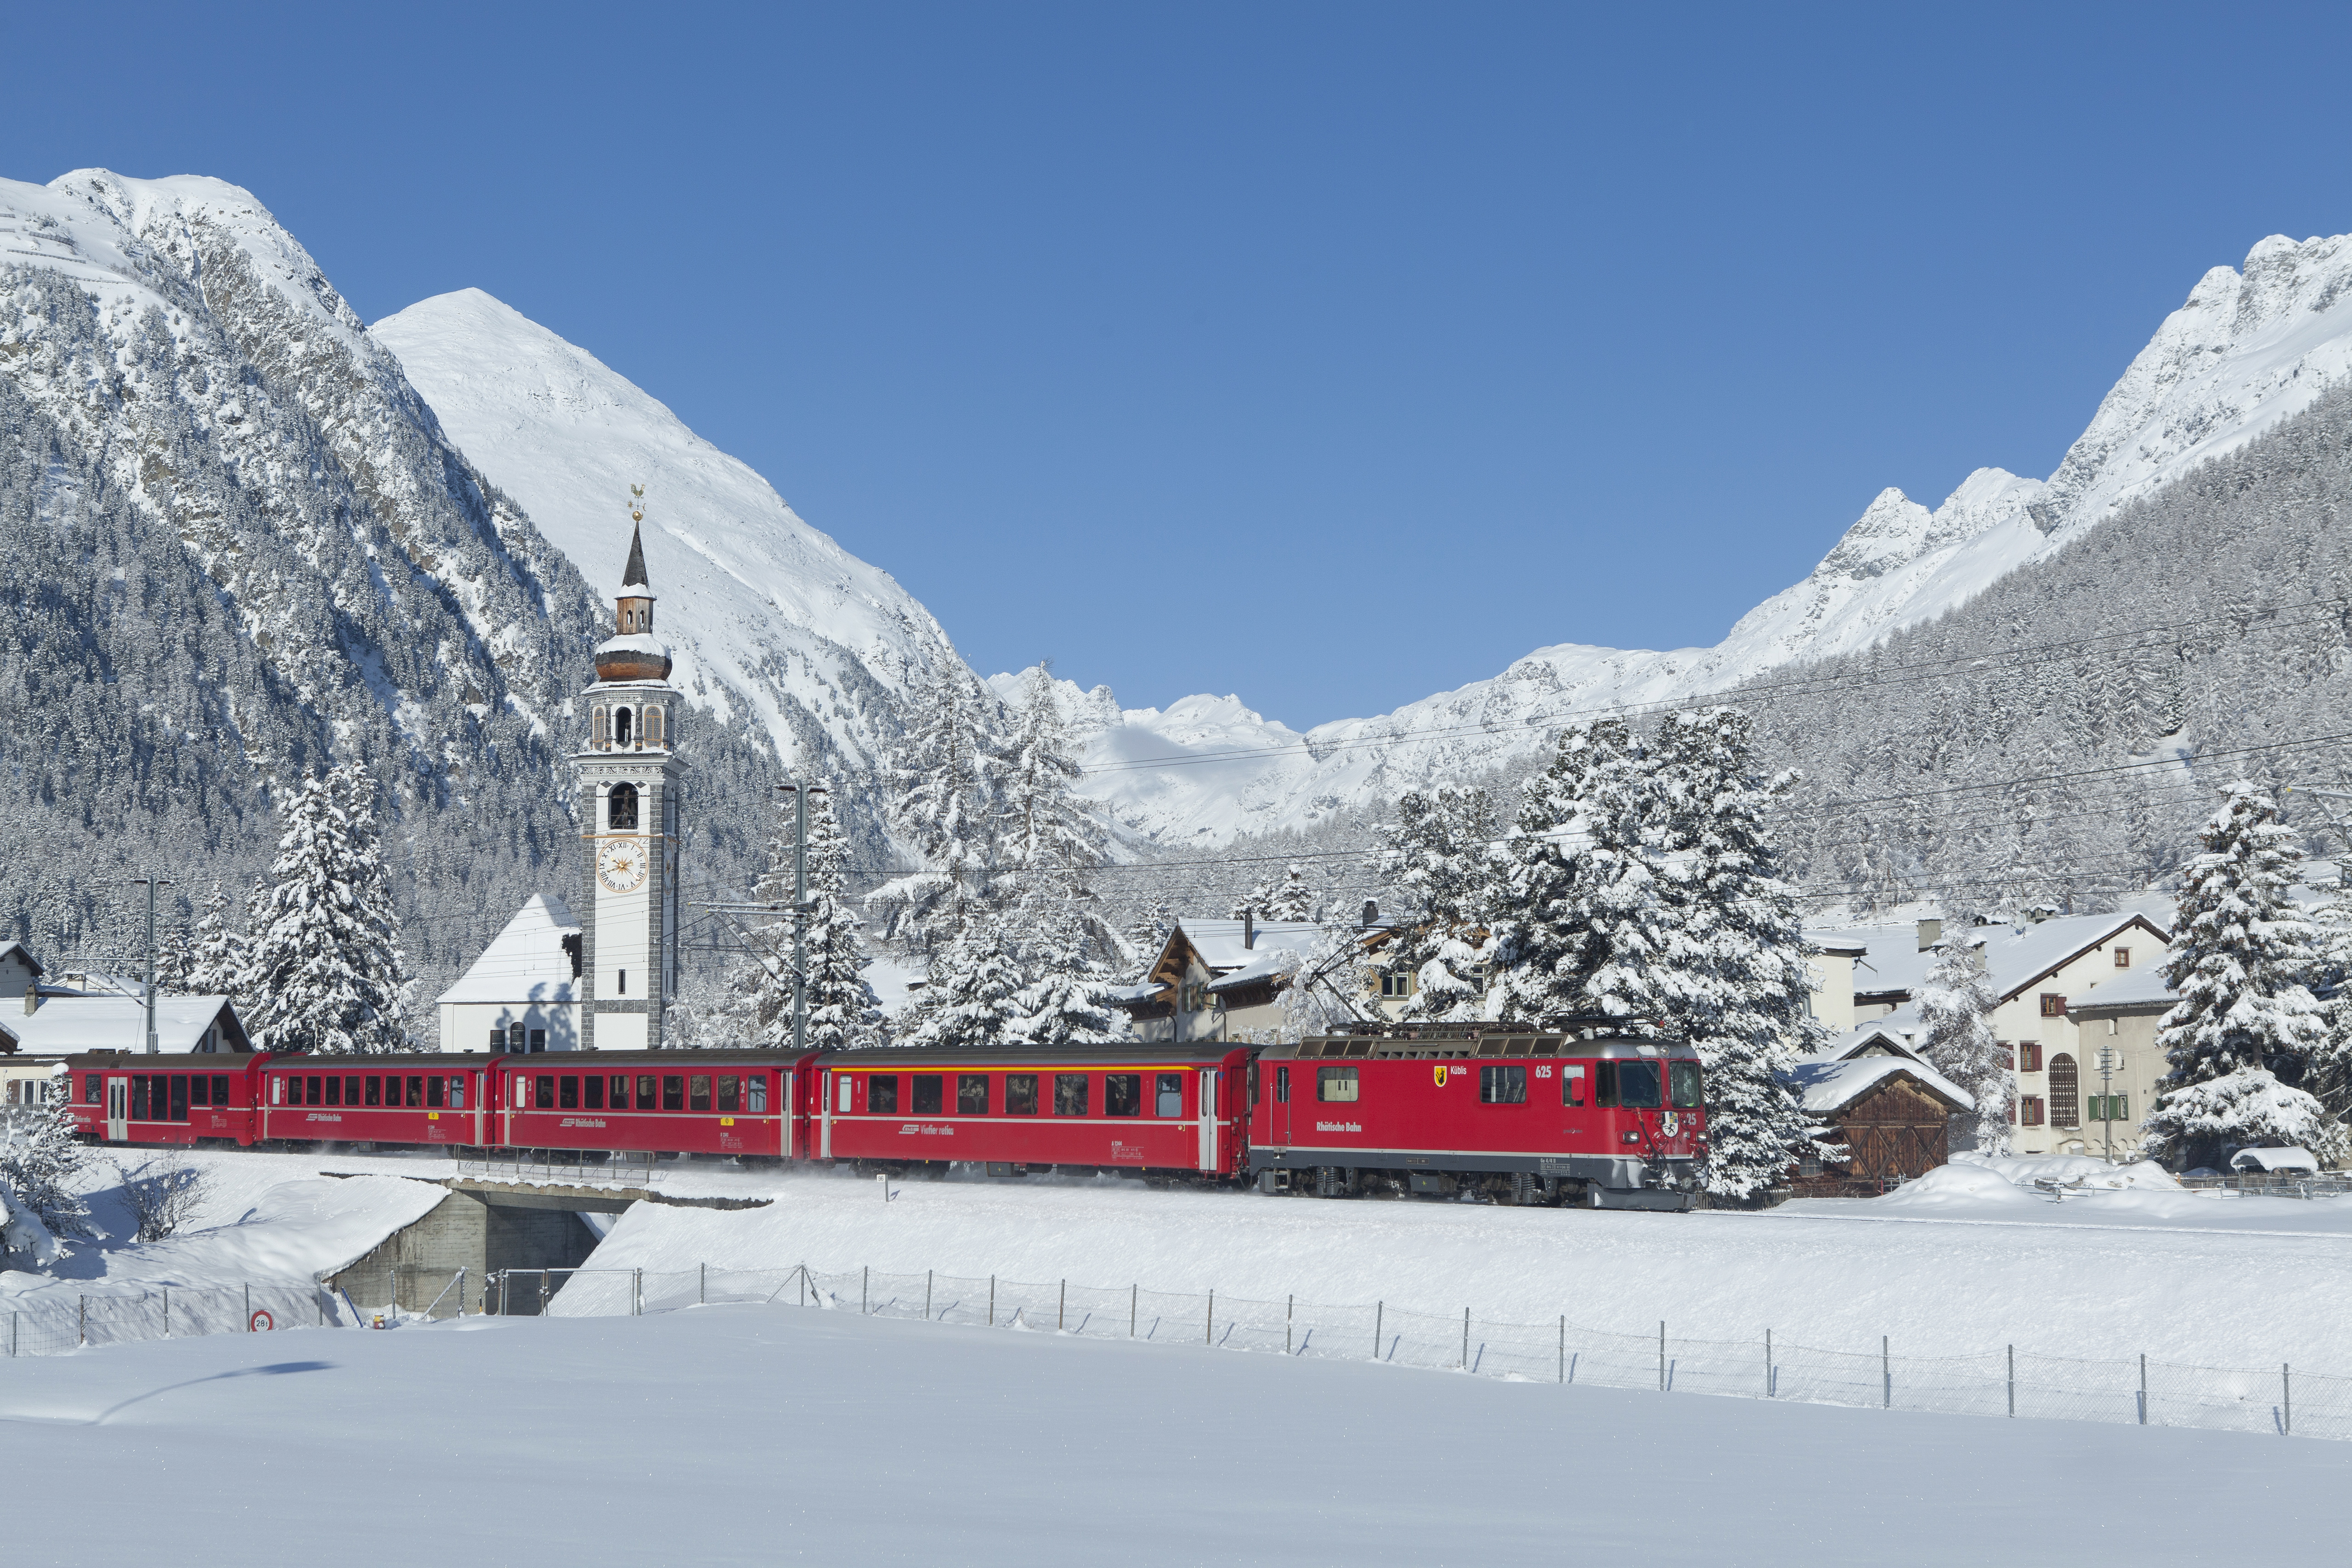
[0,1305,2337,1567]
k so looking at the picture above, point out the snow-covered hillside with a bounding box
[1032,231,2352,843]
[375,290,964,778]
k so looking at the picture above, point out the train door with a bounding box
[1198,1070,1220,1172]
[105,1076,129,1141]
[1275,1064,1291,1149]
[820,1071,835,1159]
[782,1070,797,1159]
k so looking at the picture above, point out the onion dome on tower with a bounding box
[594,509,673,685]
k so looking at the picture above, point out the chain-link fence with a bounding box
[0,1282,352,1357]
[534,1261,2349,1443]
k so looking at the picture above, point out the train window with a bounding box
[639,1075,660,1111]
[611,1075,632,1109]
[364,1076,382,1107]
[1005,1074,1038,1115]
[449,1076,467,1110]
[662,1076,685,1112]
[910,1074,942,1115]
[1317,1066,1360,1103]
[584,1076,604,1110]
[132,1076,153,1119]
[267,1076,283,1108]
[689,1076,713,1112]
[559,1076,579,1110]
[957,1074,989,1114]
[535,1075,555,1110]
[868,1076,898,1115]
[193,1074,213,1108]
[1478,1065,1526,1105]
[85,1075,101,1104]
[1157,1073,1183,1117]
[214,1074,231,1104]
[1053,1074,1089,1116]
[1562,1065,1586,1107]
[171,1075,190,1121]
[1105,1074,1141,1116]
[747,1076,768,1114]
[1274,1065,1289,1104]
[717,1076,740,1114]
[1611,1061,1662,1109]
[1669,1061,1702,1109]
[302,1076,319,1106]
[319,1076,336,1107]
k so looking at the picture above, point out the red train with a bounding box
[62,1025,1704,1210]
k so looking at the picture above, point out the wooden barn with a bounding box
[1783,1030,1975,1198]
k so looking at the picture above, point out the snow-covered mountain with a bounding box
[374,290,961,781]
[1024,230,2352,844]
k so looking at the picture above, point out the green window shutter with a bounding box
[2116,1094,2127,1121]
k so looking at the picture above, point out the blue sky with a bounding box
[12,3,2352,726]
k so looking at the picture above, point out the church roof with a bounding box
[621,522,649,589]
[438,894,581,1006]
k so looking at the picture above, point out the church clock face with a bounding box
[597,835,650,893]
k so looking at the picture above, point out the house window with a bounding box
[1798,1148,1823,1178]
[2048,1053,2079,1128]
[2020,1096,2046,1127]
[2114,947,2132,968]
[2040,992,2066,1018]
[608,782,639,831]
[1379,970,1415,999]
[2018,1042,2043,1073]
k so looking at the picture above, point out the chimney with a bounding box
[22,989,35,1016]
[1916,918,1942,953]
[1243,910,1255,950]
[1361,900,1380,929]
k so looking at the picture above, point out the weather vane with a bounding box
[630,483,646,525]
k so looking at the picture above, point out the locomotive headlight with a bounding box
[1620,1131,1640,1145]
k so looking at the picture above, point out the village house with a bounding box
[2062,963,2179,1162]
[434,894,584,1053]
[0,940,252,1107]
[1783,1023,1975,1194]
[1809,911,2171,1156]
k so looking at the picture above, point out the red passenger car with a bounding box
[66,1052,268,1147]
[257,1055,496,1149]
[1246,1027,1705,1210]
[817,1043,1253,1179]
[494,1051,815,1160]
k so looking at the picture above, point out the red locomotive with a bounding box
[61,1025,1703,1209]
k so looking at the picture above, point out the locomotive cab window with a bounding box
[957,1074,989,1114]
[1053,1074,1090,1116]
[1005,1074,1039,1115]
[1478,1065,1526,1105]
[1105,1074,1141,1116]
[1316,1066,1359,1103]
[910,1074,943,1115]
[1597,1060,1662,1109]
[1669,1061,1703,1109]
[1562,1064,1586,1106]
[1158,1073,1183,1117]
[867,1076,898,1115]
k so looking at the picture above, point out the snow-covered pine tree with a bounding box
[875,659,1000,955]
[1010,885,1128,1047]
[2143,783,2343,1167]
[1493,720,1680,1030]
[1913,939,2008,1154]
[0,1097,91,1244]
[242,765,413,1055]
[1265,863,1317,923]
[716,785,885,1051]
[2307,889,2352,1126]
[1376,787,1500,1021]
[1651,707,1821,1199]
[903,914,1027,1050]
[998,665,1105,882]
[179,882,245,996]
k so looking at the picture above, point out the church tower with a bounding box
[575,499,687,1049]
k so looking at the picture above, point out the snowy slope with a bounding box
[374,289,965,776]
[1039,230,2352,842]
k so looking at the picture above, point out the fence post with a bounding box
[1131,1285,1138,1339]
[633,1268,642,1317]
[989,1275,995,1326]
[2284,1364,2292,1437]
[1658,1321,1666,1392]
[1462,1308,1470,1370]
[1058,1280,1066,1332]
[1287,1295,1294,1355]
[1375,1301,1382,1362]
[243,1283,250,1332]
[9,1311,14,1359]
[2007,1345,2015,1417]
[1560,1316,1566,1384]
[163,1286,170,1339]
[1206,1290,1214,1347]
[926,1270,933,1321]
[2139,1354,2148,1425]
[1882,1336,1890,1409]
[539,1272,549,1317]
[1765,1328,1772,1397]
[862,1267,869,1316]
[799,1265,807,1309]
[701,1262,707,1307]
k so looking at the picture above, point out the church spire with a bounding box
[622,484,650,588]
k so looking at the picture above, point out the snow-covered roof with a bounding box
[437,894,581,1006]
[1207,949,1301,994]
[1812,912,2166,1007]
[1807,924,1975,998]
[0,939,44,976]
[1785,1053,1975,1115]
[1170,918,1329,974]
[2067,962,2178,1012]
[2232,1146,2318,1172]
[594,632,668,658]
[0,995,247,1054]
[1810,1022,1928,1064]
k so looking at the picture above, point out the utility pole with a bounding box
[2096,1043,2117,1162]
[789,781,809,1054]
[131,877,172,1054]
